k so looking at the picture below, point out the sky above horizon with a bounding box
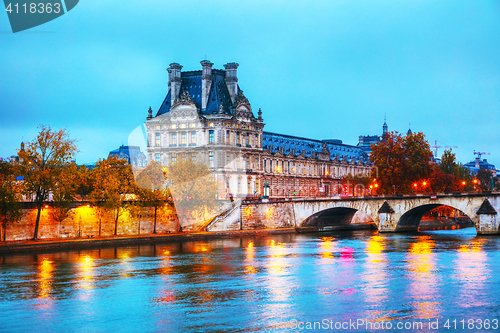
[1,0,499,167]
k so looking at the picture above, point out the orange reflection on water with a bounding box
[320,237,335,259]
[363,235,388,310]
[77,255,95,290]
[267,239,287,275]
[159,250,173,275]
[262,239,296,319]
[454,239,490,308]
[37,258,54,300]
[193,242,210,253]
[244,242,257,275]
[406,236,441,319]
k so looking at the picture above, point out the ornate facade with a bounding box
[145,61,371,199]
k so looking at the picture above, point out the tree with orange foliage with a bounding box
[135,160,173,234]
[89,156,136,236]
[50,162,81,226]
[17,125,78,240]
[163,157,218,232]
[370,131,433,194]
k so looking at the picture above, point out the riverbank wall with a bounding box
[3,204,180,242]
[0,228,297,254]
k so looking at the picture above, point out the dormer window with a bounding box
[209,123,214,127]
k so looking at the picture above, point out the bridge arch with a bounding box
[396,203,474,232]
[299,206,376,231]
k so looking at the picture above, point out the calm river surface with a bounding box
[0,228,499,332]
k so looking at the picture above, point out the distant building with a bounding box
[358,122,414,156]
[145,61,371,198]
[357,135,380,155]
[464,153,497,177]
[108,145,147,168]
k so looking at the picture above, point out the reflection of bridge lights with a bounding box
[247,242,254,248]
[320,237,335,259]
[340,247,354,259]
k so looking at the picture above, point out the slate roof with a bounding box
[464,158,497,173]
[262,132,369,163]
[156,69,237,117]
[108,145,144,165]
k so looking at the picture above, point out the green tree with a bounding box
[0,160,23,242]
[89,156,136,236]
[135,161,172,233]
[439,149,458,175]
[164,157,218,232]
[476,168,494,191]
[17,125,78,240]
[370,131,433,194]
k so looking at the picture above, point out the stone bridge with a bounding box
[207,193,500,235]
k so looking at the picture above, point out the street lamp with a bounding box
[263,181,270,199]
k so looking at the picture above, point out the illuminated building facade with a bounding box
[145,61,371,198]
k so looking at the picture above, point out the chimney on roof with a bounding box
[475,157,480,169]
[167,63,183,105]
[224,62,239,103]
[201,60,213,110]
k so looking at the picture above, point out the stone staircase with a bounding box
[203,199,242,231]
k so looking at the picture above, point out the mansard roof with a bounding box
[156,69,238,117]
[262,132,369,163]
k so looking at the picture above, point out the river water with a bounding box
[0,228,499,332]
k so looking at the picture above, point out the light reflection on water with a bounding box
[0,228,499,332]
[406,236,441,319]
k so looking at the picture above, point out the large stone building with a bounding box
[145,61,371,199]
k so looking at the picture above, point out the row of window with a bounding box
[152,151,368,177]
[155,132,197,146]
[262,159,367,177]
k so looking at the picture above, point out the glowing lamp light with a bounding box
[86,204,90,208]
[422,181,427,186]
[413,183,417,187]
[462,181,466,185]
[374,184,378,188]
[473,179,478,184]
[44,205,49,209]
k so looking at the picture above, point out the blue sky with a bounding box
[1,0,499,167]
